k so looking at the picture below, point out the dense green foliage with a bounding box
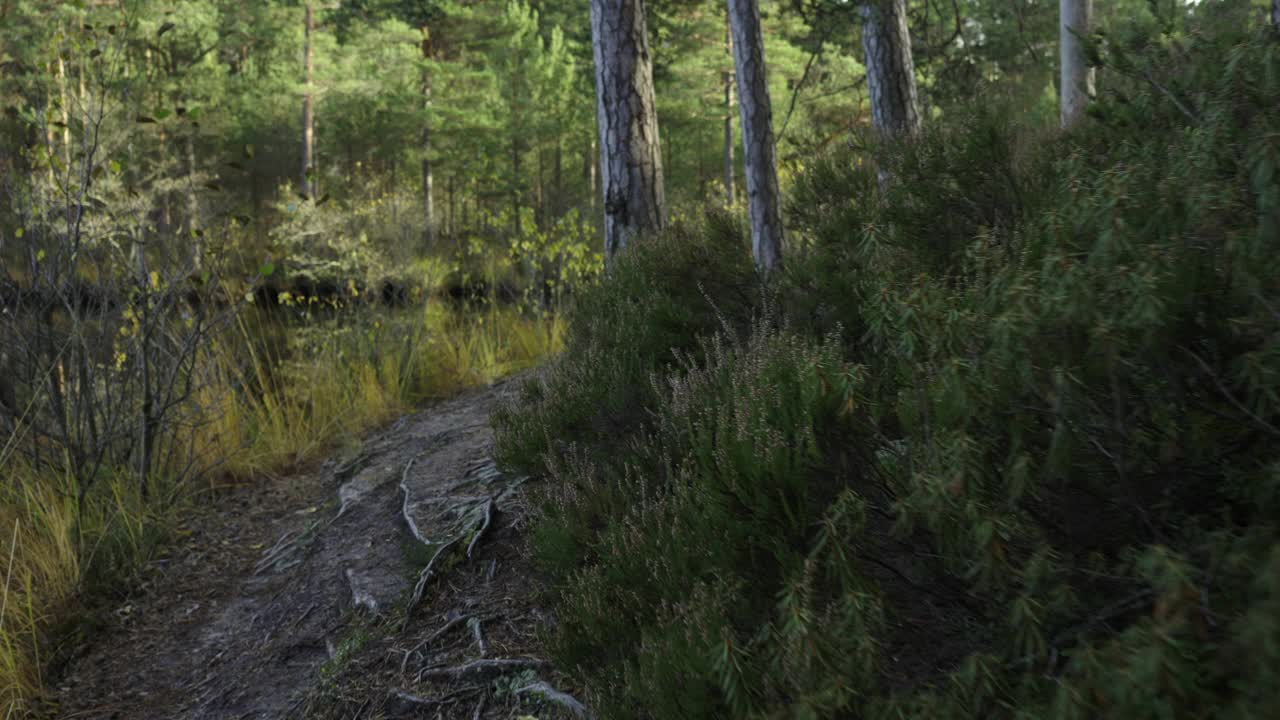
[495,4,1280,717]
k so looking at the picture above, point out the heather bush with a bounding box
[496,4,1280,717]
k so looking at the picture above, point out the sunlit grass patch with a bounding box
[206,303,564,478]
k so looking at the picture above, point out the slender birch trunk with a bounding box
[1059,0,1094,127]
[301,3,315,197]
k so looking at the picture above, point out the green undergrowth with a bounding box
[494,4,1280,718]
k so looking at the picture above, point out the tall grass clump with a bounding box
[495,3,1280,717]
[210,303,564,477]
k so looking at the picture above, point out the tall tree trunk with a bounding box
[448,174,456,240]
[723,11,735,204]
[512,136,522,238]
[554,140,563,220]
[44,80,56,187]
[1059,0,1094,127]
[56,54,70,170]
[590,0,666,262]
[185,130,201,267]
[1274,0,1280,31]
[860,0,920,137]
[536,147,545,229]
[462,179,470,231]
[728,0,783,272]
[301,3,315,197]
[159,124,171,234]
[421,29,435,248]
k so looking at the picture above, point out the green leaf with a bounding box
[157,21,175,37]
[259,262,275,277]
[154,108,172,121]
[109,159,122,175]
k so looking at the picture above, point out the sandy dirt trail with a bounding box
[56,382,584,720]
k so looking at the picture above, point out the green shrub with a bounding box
[498,2,1280,718]
[492,211,759,477]
[539,325,879,718]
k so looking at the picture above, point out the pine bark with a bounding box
[301,3,315,197]
[590,0,666,262]
[1059,0,1094,127]
[860,0,920,137]
[727,0,783,272]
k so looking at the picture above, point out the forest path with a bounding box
[56,381,581,720]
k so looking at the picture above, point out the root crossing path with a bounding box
[57,382,585,720]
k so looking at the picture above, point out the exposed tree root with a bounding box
[517,680,592,719]
[404,537,460,627]
[417,657,549,684]
[383,686,481,718]
[466,498,493,558]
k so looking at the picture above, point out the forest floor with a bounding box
[53,380,585,720]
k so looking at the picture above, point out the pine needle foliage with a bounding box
[495,3,1280,717]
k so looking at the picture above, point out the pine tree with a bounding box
[589,0,665,261]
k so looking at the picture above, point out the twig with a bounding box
[776,26,831,145]
[399,458,430,545]
[400,613,472,673]
[1010,588,1155,672]
[289,602,316,630]
[471,694,486,720]
[1140,67,1199,123]
[469,616,486,657]
[1181,345,1280,437]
